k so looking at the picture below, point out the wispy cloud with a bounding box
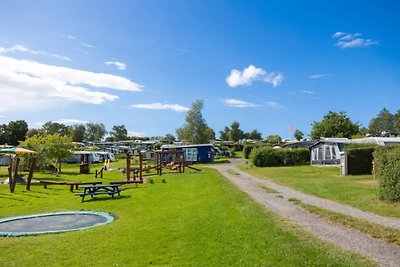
[300,90,315,95]
[130,103,189,113]
[128,131,145,137]
[54,119,89,125]
[105,60,127,70]
[65,34,93,48]
[0,44,71,61]
[309,73,330,79]
[224,98,258,108]
[0,55,142,112]
[332,32,378,48]
[226,65,284,88]
[265,101,284,109]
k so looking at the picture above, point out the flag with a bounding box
[288,125,295,131]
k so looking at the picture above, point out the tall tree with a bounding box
[2,120,29,145]
[85,122,106,141]
[109,124,128,141]
[230,121,244,142]
[368,108,394,136]
[394,110,400,136]
[219,127,230,141]
[266,134,282,144]
[176,99,212,144]
[164,134,176,142]
[294,129,304,141]
[71,124,86,142]
[310,111,359,139]
[41,121,69,135]
[248,129,262,140]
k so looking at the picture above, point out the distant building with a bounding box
[161,144,215,163]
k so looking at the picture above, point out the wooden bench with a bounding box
[66,181,103,192]
[39,180,66,189]
[110,180,143,185]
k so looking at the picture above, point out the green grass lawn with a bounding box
[0,164,374,266]
[238,163,400,218]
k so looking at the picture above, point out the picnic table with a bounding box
[76,184,123,202]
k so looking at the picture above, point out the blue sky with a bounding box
[1,0,400,139]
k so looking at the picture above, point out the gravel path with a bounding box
[210,159,400,267]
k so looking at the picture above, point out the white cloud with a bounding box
[300,90,315,95]
[128,131,145,137]
[224,98,258,108]
[66,34,93,48]
[309,73,330,79]
[0,55,142,112]
[67,35,77,40]
[54,119,89,125]
[265,101,284,109]
[226,65,284,87]
[1,44,71,61]
[130,103,189,112]
[332,32,378,48]
[105,61,127,70]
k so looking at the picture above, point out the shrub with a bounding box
[243,145,254,159]
[374,145,400,202]
[345,144,378,175]
[250,147,309,167]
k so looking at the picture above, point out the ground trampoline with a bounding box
[0,211,115,237]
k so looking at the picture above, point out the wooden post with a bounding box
[11,157,20,193]
[139,152,143,181]
[26,157,36,191]
[126,153,131,181]
[8,158,13,193]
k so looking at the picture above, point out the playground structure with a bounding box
[6,156,36,193]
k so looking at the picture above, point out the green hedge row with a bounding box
[250,147,309,167]
[345,146,376,175]
[374,145,400,202]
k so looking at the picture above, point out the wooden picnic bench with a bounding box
[39,180,66,189]
[76,184,124,202]
[66,181,103,192]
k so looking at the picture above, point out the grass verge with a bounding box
[289,198,400,247]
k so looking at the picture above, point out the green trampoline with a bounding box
[0,211,115,237]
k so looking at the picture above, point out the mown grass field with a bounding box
[0,161,374,266]
[238,163,400,218]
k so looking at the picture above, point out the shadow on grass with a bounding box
[79,195,131,203]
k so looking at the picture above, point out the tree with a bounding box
[20,133,73,172]
[266,135,282,144]
[41,121,69,135]
[294,129,304,141]
[394,110,400,135]
[164,134,176,142]
[230,121,244,142]
[248,129,262,140]
[176,99,212,144]
[219,127,230,141]
[310,111,360,139]
[2,120,29,145]
[109,124,128,141]
[85,122,106,141]
[71,124,86,142]
[368,108,394,136]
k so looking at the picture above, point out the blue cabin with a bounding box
[160,144,215,163]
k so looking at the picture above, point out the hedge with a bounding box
[345,146,377,175]
[374,145,400,202]
[243,145,254,159]
[250,147,309,167]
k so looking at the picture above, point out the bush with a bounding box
[345,145,377,175]
[250,147,309,167]
[374,145,400,202]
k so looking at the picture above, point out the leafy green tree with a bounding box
[368,108,394,136]
[266,135,282,144]
[394,110,400,136]
[109,124,128,141]
[176,99,211,144]
[26,128,43,138]
[85,122,106,141]
[294,129,304,141]
[71,124,86,142]
[164,134,176,142]
[310,111,359,139]
[230,121,244,142]
[20,133,73,172]
[2,120,29,145]
[41,121,69,135]
[248,129,262,140]
[219,127,230,141]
